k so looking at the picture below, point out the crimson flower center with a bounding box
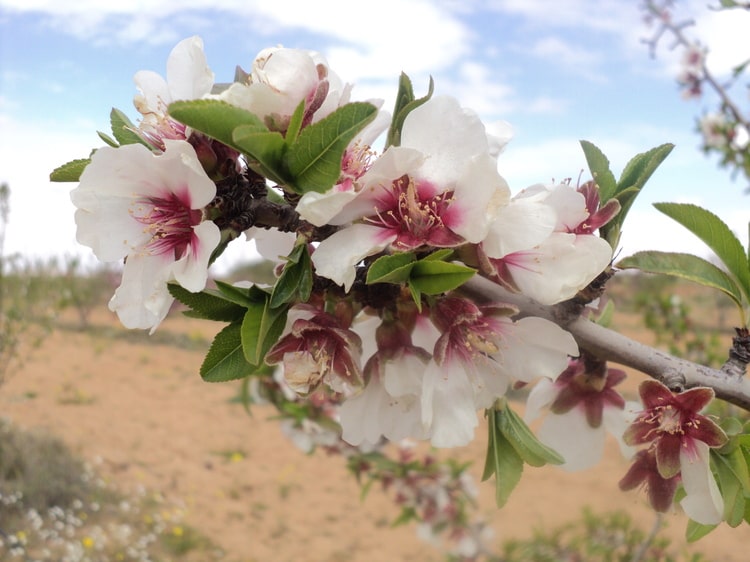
[368,175,458,250]
[647,405,684,436]
[132,192,201,258]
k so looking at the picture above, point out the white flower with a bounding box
[340,347,431,447]
[312,95,510,290]
[524,358,638,472]
[483,183,612,305]
[219,46,352,134]
[418,298,577,448]
[133,36,214,145]
[70,140,220,332]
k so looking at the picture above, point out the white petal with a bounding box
[471,360,511,409]
[487,119,514,156]
[351,312,380,362]
[246,227,296,263]
[383,351,427,398]
[133,70,170,113]
[311,224,395,290]
[401,96,489,185]
[483,199,556,258]
[544,184,589,232]
[421,360,478,447]
[297,190,359,227]
[538,408,605,471]
[171,220,220,292]
[523,378,559,423]
[602,404,638,460]
[163,139,217,208]
[340,374,391,447]
[253,48,319,114]
[108,253,174,333]
[507,233,612,305]
[166,36,214,101]
[449,153,510,244]
[679,443,724,525]
[495,317,577,382]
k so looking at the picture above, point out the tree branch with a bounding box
[464,276,750,411]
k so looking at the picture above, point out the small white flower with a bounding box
[134,36,214,145]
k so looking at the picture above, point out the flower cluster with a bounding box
[55,33,738,542]
[65,35,616,449]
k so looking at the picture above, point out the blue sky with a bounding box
[1,0,749,273]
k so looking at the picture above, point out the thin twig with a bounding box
[630,512,664,562]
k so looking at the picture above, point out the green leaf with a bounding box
[366,252,417,284]
[408,283,423,312]
[97,131,119,148]
[580,140,617,202]
[110,108,149,147]
[386,73,415,148]
[686,519,717,542]
[409,260,476,295]
[653,202,750,302]
[617,251,744,309]
[713,451,747,526]
[386,74,434,148]
[169,99,268,151]
[285,102,378,194]
[483,407,524,507]
[497,402,564,467]
[617,143,674,195]
[167,284,246,322]
[285,100,306,145]
[594,299,615,328]
[241,296,288,366]
[422,249,454,261]
[270,243,313,308]
[50,158,91,182]
[601,143,674,248]
[214,280,265,307]
[200,323,256,382]
[231,126,288,185]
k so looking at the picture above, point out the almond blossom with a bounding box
[312,95,510,290]
[265,304,364,394]
[133,35,215,147]
[421,296,577,447]
[481,182,615,305]
[219,46,352,135]
[339,311,435,447]
[70,140,220,332]
[525,357,636,471]
[623,380,727,524]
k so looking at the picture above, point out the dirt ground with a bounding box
[3,300,750,561]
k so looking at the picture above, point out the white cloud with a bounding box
[0,0,473,77]
[487,0,640,33]
[526,36,606,82]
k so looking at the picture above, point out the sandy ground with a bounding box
[3,304,750,561]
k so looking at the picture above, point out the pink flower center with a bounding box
[643,404,685,437]
[367,175,461,250]
[132,192,201,258]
